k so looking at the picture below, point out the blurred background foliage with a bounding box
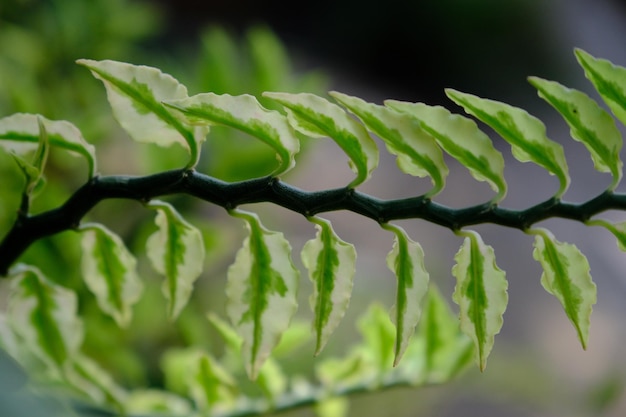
[1,0,626,416]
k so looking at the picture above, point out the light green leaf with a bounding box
[575,48,626,127]
[207,312,242,354]
[256,357,288,405]
[125,389,192,415]
[530,228,596,349]
[386,100,507,202]
[77,59,207,167]
[165,93,300,175]
[588,219,626,252]
[146,200,205,320]
[263,92,379,187]
[301,217,356,356]
[414,285,473,383]
[315,396,350,417]
[190,352,238,413]
[65,354,127,410]
[331,91,448,196]
[451,230,508,371]
[79,223,143,327]
[0,113,96,177]
[381,223,430,366]
[226,210,299,380]
[446,88,570,197]
[7,265,83,369]
[357,303,396,374]
[529,76,623,190]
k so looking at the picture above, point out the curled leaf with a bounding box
[386,100,507,202]
[529,76,623,190]
[331,91,447,196]
[77,59,207,167]
[446,88,570,197]
[165,93,300,175]
[264,92,379,187]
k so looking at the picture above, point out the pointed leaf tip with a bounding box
[302,217,356,356]
[226,210,299,379]
[452,230,508,371]
[530,228,596,349]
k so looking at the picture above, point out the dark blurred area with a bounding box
[152,0,626,104]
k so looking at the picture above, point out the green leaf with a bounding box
[7,265,83,369]
[79,223,143,327]
[247,25,294,94]
[575,48,626,127]
[530,228,596,349]
[146,201,205,320]
[386,100,507,202]
[357,303,396,375]
[0,113,96,177]
[301,217,356,356]
[330,91,448,196]
[381,223,430,366]
[315,396,350,417]
[588,219,626,252]
[256,357,288,405]
[529,76,623,190]
[263,92,379,187]
[165,93,300,175]
[446,88,570,197]
[125,390,192,415]
[190,352,238,413]
[65,354,127,410]
[77,59,207,167]
[226,210,299,380]
[451,230,508,371]
[414,285,473,383]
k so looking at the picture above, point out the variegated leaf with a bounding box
[165,93,300,175]
[263,92,379,187]
[301,217,356,355]
[226,210,299,380]
[7,265,83,369]
[529,76,623,189]
[146,201,205,320]
[386,100,507,202]
[0,113,96,177]
[381,223,429,366]
[331,91,448,196]
[451,230,508,371]
[530,228,596,349]
[79,223,143,327]
[77,59,207,167]
[446,88,570,197]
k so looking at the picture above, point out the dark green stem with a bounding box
[2,168,626,276]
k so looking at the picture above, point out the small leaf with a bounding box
[315,396,350,417]
[125,390,192,415]
[301,217,356,356]
[357,303,396,374]
[530,228,596,349]
[7,265,83,369]
[575,49,626,127]
[226,210,299,380]
[0,113,96,177]
[446,88,570,197]
[146,201,205,320]
[77,59,207,167]
[263,92,379,187]
[165,93,300,175]
[381,223,429,366]
[588,219,626,252]
[415,285,473,383]
[331,91,448,196]
[79,223,143,327]
[65,354,128,410]
[190,352,238,413]
[529,76,623,190]
[386,100,507,202]
[256,357,288,405]
[451,230,508,371]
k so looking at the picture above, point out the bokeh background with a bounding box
[1,0,626,416]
